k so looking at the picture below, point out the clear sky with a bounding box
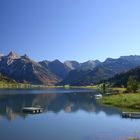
[0,0,140,62]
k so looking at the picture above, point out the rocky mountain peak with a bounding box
[7,51,20,59]
[80,60,101,70]
[104,58,114,63]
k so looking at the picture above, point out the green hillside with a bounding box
[0,73,17,88]
[0,73,16,83]
[108,66,140,87]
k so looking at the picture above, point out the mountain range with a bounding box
[60,55,140,85]
[0,52,140,86]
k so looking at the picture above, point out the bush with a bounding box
[127,76,139,93]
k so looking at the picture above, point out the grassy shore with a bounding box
[101,93,140,111]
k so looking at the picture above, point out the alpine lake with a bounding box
[0,88,140,140]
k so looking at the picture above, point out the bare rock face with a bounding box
[0,52,60,85]
[40,60,71,79]
[80,60,101,70]
[5,52,20,65]
[7,51,20,59]
[64,61,80,70]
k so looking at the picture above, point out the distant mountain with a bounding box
[39,59,71,79]
[120,55,140,64]
[103,56,140,74]
[39,59,101,80]
[0,52,59,85]
[64,60,101,71]
[60,55,140,86]
[80,60,101,70]
[59,65,114,86]
[64,61,80,70]
[107,66,140,87]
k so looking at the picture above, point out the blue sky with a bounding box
[0,0,140,62]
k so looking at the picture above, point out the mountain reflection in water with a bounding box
[0,91,121,121]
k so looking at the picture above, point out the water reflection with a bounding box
[0,91,121,121]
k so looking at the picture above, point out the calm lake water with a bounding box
[0,88,140,140]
